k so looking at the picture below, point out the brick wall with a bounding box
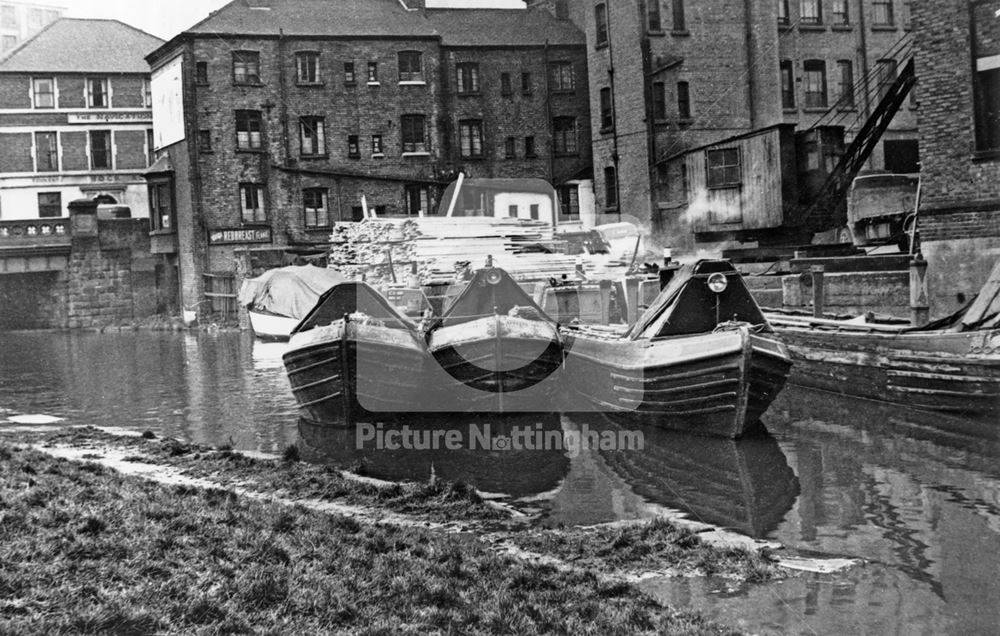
[0,74,29,108]
[115,129,148,170]
[0,132,32,172]
[61,131,88,171]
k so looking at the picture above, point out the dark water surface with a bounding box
[1,330,998,634]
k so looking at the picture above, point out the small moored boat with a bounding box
[765,257,1000,416]
[561,260,792,438]
[424,266,563,412]
[238,265,346,340]
[282,282,428,421]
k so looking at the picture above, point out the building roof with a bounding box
[424,8,584,47]
[181,0,437,38]
[0,18,163,74]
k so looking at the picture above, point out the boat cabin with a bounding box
[436,178,557,225]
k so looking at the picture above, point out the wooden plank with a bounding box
[962,257,1000,327]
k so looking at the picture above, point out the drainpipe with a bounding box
[606,4,621,218]
[743,0,757,128]
[278,28,291,165]
[857,0,871,122]
[544,38,555,185]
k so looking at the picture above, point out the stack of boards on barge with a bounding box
[281,260,793,438]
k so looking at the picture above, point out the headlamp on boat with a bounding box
[707,273,728,294]
[485,269,503,285]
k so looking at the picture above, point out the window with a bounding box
[143,79,152,107]
[600,87,613,130]
[87,78,108,108]
[706,148,741,188]
[902,0,911,27]
[508,205,518,218]
[975,58,1000,152]
[38,193,61,219]
[149,182,173,231]
[398,51,423,82]
[459,120,484,158]
[90,131,111,169]
[236,110,263,150]
[553,117,578,155]
[348,135,360,158]
[525,135,536,157]
[32,78,54,108]
[549,62,575,91]
[872,0,893,26]
[652,82,667,120]
[240,183,267,223]
[595,3,608,46]
[299,117,325,156]
[35,131,58,172]
[781,60,795,108]
[672,0,685,31]
[344,62,356,84]
[677,81,691,119]
[505,136,516,159]
[876,59,897,102]
[500,72,512,96]
[521,71,532,94]
[800,0,821,24]
[372,134,383,155]
[1,5,15,27]
[195,61,209,85]
[456,63,479,94]
[529,204,540,220]
[232,51,261,84]
[803,60,827,108]
[777,0,789,25]
[604,166,618,208]
[29,8,41,27]
[147,129,155,165]
[296,52,320,83]
[367,62,379,84]
[558,185,580,219]
[831,0,848,24]
[648,0,662,31]
[198,129,212,153]
[303,188,329,228]
[405,185,430,216]
[1,35,16,51]
[401,114,428,153]
[837,60,854,107]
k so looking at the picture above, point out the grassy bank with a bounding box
[0,443,744,635]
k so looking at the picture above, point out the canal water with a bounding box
[1,330,999,634]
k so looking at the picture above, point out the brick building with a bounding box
[145,0,591,312]
[0,19,163,225]
[910,0,1000,317]
[573,0,920,251]
[0,0,62,53]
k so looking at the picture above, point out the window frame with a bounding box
[672,0,686,31]
[872,0,894,26]
[235,110,264,151]
[706,147,742,189]
[595,3,609,47]
[296,51,321,84]
[303,188,330,228]
[344,62,356,84]
[348,135,360,158]
[34,131,59,172]
[524,135,537,158]
[372,134,384,156]
[401,114,428,154]
[521,71,533,95]
[398,51,424,83]
[195,61,209,85]
[552,116,578,155]
[837,60,855,108]
[87,77,109,109]
[299,116,326,157]
[500,72,513,96]
[648,0,663,32]
[458,119,484,158]
[232,51,261,85]
[37,192,62,219]
[239,183,267,224]
[780,60,796,109]
[600,86,614,130]
[549,62,575,92]
[148,180,174,232]
[456,62,480,95]
[677,81,691,119]
[32,77,55,109]
[367,61,379,84]
[604,166,618,208]
[558,184,580,220]
[803,59,828,108]
[405,184,430,217]
[800,0,822,25]
[89,130,112,170]
[830,0,848,25]
[198,129,213,153]
[505,136,516,159]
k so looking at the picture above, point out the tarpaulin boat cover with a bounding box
[237,265,347,319]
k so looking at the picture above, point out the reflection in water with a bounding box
[0,331,298,451]
[297,414,570,498]
[3,332,1000,634]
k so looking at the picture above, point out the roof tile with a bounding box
[0,19,164,74]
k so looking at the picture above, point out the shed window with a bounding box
[706,148,741,188]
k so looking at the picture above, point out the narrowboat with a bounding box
[424,266,564,412]
[238,265,346,340]
[561,260,792,438]
[282,282,428,421]
[766,258,1000,416]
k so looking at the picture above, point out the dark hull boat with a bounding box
[425,267,563,412]
[765,256,1000,417]
[282,282,428,421]
[562,260,792,438]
